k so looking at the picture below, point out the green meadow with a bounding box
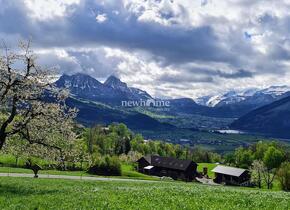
[0,176,289,210]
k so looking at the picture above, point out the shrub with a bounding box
[88,156,121,176]
[0,154,26,168]
[277,161,290,191]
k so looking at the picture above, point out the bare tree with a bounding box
[0,40,76,151]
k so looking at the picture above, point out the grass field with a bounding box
[197,163,217,178]
[121,164,156,180]
[0,176,289,210]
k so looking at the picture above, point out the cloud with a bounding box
[35,47,121,79]
[216,69,253,79]
[23,0,80,20]
[0,0,233,63]
[95,13,107,23]
[158,73,214,84]
[0,0,290,98]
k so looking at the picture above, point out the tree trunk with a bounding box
[0,132,6,150]
[0,96,18,150]
[60,152,66,171]
[258,173,261,188]
[267,170,271,189]
[15,157,19,167]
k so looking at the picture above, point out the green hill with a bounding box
[231,95,290,138]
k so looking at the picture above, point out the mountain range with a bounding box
[196,86,290,107]
[54,73,290,138]
[55,74,152,105]
[55,74,230,119]
[196,86,290,117]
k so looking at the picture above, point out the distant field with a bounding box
[138,129,290,153]
[0,177,289,210]
[197,163,217,178]
[156,113,235,130]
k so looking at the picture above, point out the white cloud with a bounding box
[95,13,107,23]
[24,0,80,21]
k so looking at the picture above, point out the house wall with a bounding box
[137,157,198,182]
[151,167,185,180]
[185,163,198,180]
[214,172,250,185]
[151,166,197,181]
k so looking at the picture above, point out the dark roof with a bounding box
[139,155,197,171]
[143,155,151,164]
[212,165,247,177]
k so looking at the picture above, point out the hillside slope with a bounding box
[66,97,175,131]
[230,95,290,138]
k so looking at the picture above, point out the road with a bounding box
[0,172,157,183]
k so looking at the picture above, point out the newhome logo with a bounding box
[121,99,170,108]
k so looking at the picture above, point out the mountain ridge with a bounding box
[196,86,290,107]
[55,73,153,105]
[230,95,290,138]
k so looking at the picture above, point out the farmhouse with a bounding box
[137,155,198,181]
[212,165,250,186]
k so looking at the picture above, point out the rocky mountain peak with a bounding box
[104,75,128,90]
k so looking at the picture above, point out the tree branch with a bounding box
[20,129,62,151]
[0,95,18,135]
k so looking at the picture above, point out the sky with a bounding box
[1,0,290,99]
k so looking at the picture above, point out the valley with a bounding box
[53,73,290,153]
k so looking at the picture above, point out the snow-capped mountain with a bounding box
[202,90,254,107]
[260,85,290,96]
[196,86,290,108]
[194,95,213,106]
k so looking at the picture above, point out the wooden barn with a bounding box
[212,165,250,186]
[137,155,198,181]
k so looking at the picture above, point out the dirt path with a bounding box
[0,172,157,183]
[196,177,220,185]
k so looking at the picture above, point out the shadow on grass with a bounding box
[0,183,62,196]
